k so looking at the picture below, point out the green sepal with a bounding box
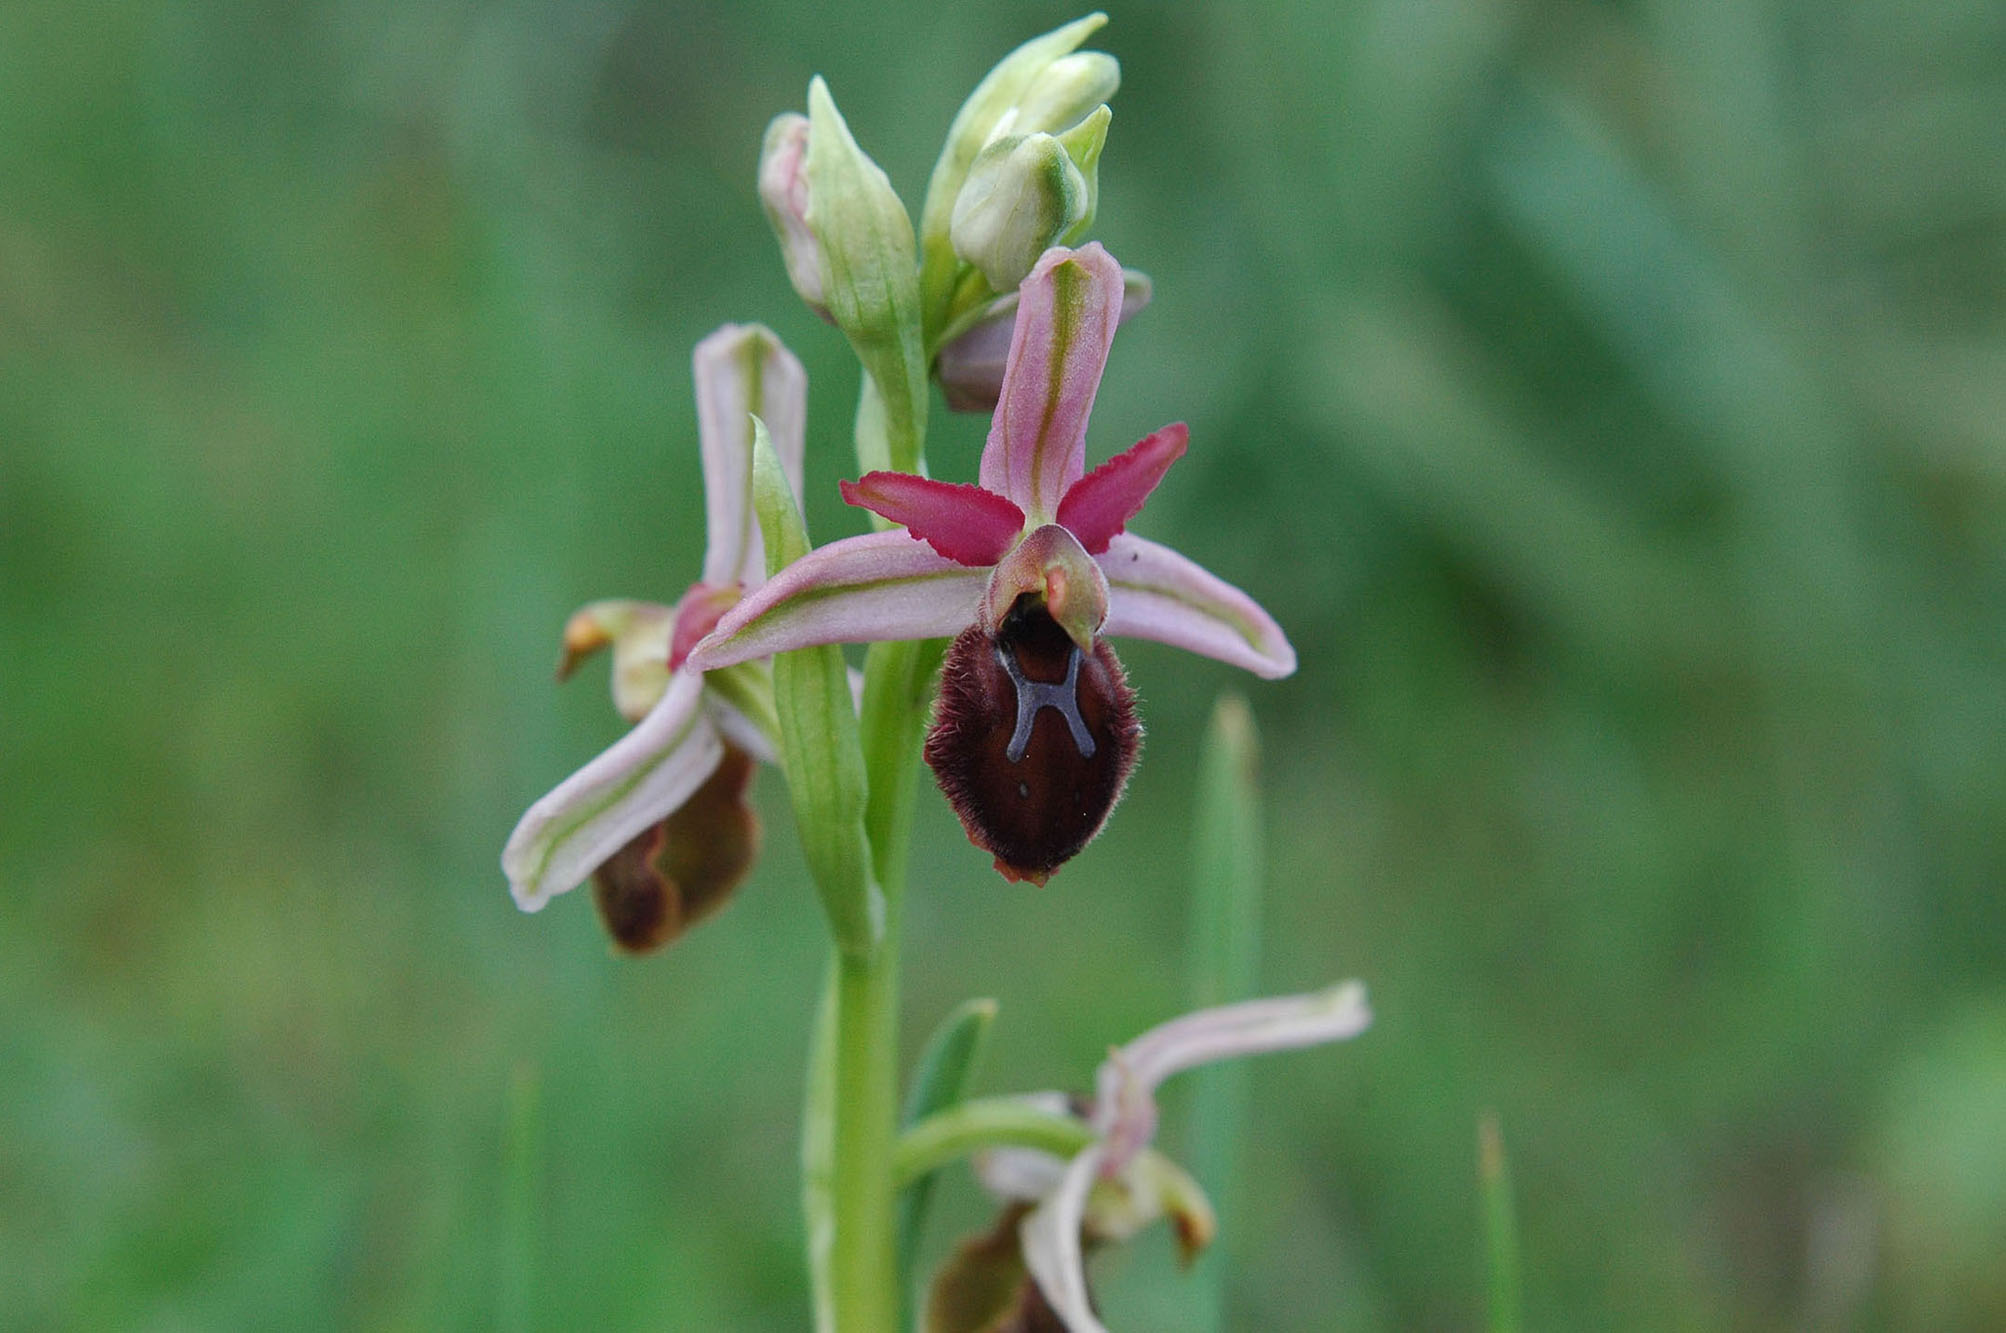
[897,998,1000,1321]
[752,416,883,958]
[1054,103,1110,246]
[806,77,927,476]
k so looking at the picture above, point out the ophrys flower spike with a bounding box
[501,324,805,949]
[688,242,1294,883]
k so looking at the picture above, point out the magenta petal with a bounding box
[838,472,1025,566]
[978,243,1125,523]
[1054,423,1189,555]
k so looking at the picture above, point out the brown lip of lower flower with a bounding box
[590,744,761,952]
[924,599,1140,885]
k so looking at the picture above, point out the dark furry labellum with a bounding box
[925,598,1141,885]
[591,745,759,952]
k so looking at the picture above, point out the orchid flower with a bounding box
[688,242,1295,884]
[500,324,806,951]
[934,984,1371,1333]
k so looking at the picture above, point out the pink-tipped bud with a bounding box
[925,599,1140,884]
[758,112,830,320]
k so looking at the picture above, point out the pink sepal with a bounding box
[978,243,1125,522]
[1098,534,1298,679]
[686,530,988,671]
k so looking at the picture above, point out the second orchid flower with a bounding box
[501,324,806,950]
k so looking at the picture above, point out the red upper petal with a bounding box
[838,472,1027,567]
[1054,423,1189,555]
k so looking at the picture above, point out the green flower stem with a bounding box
[891,1097,1097,1189]
[822,635,941,1330]
[802,971,838,1331]
[811,318,951,1325]
[827,940,901,1330]
[1184,694,1263,1331]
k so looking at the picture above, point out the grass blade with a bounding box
[1182,694,1263,1331]
[1480,1112,1523,1333]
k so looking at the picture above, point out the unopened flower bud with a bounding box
[919,14,1120,334]
[1002,50,1120,141]
[950,105,1107,294]
[951,134,1087,295]
[757,112,828,319]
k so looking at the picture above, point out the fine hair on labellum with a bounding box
[591,745,760,952]
[925,596,1141,884]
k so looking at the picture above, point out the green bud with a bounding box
[918,13,1117,339]
[1002,50,1120,141]
[948,105,1109,294]
[949,133,1087,293]
[942,98,1115,306]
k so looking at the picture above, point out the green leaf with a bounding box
[1054,104,1111,246]
[806,77,927,476]
[752,416,883,958]
[1182,693,1263,1331]
[897,998,999,1322]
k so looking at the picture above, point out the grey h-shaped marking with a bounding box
[997,642,1096,763]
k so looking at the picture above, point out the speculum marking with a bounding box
[997,639,1096,763]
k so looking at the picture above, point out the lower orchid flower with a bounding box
[687,242,1295,884]
[927,984,1372,1333]
[501,323,807,951]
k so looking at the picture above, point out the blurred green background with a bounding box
[6,0,2005,1327]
